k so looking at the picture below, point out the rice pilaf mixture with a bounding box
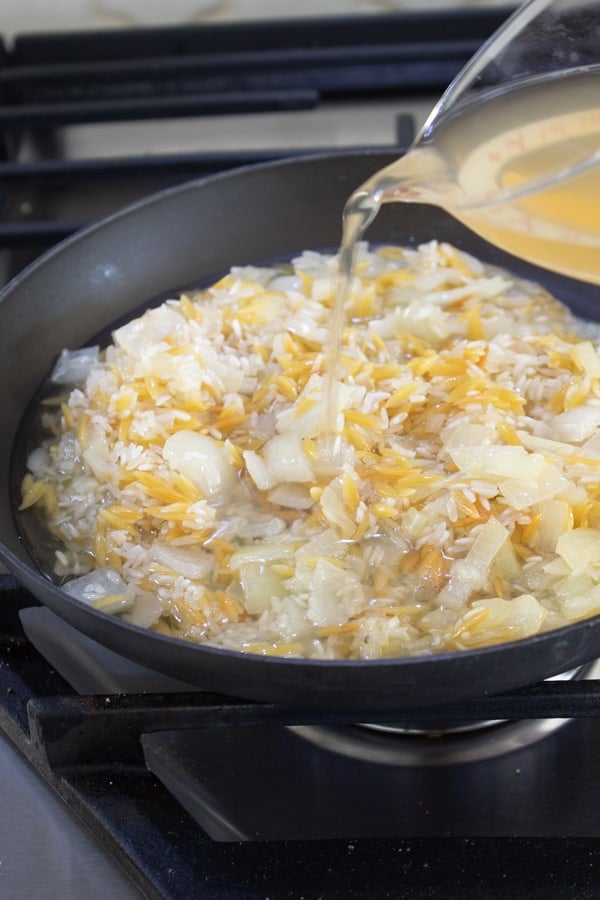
[20,240,600,659]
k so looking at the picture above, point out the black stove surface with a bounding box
[3,576,600,898]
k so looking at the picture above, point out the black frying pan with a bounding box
[1,151,600,712]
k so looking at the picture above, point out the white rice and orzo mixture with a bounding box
[20,240,600,659]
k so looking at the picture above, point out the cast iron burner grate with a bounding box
[3,573,600,898]
[0,8,514,274]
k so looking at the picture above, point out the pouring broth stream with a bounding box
[326,63,600,430]
[336,65,600,328]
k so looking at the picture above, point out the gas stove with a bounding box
[3,576,600,897]
[3,8,600,899]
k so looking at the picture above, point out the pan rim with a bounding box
[3,534,597,672]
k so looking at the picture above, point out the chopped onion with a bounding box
[443,423,494,461]
[163,430,236,499]
[499,466,570,510]
[571,341,600,378]
[560,583,600,622]
[267,483,314,509]
[238,562,285,614]
[113,306,185,357]
[243,450,275,491]
[543,557,572,578]
[123,590,163,628]
[556,528,600,571]
[493,538,521,580]
[236,516,286,540]
[286,313,328,345]
[262,433,314,484]
[533,500,572,554]
[82,433,113,481]
[555,572,594,602]
[229,543,296,571]
[519,433,577,456]
[462,518,513,577]
[296,529,347,560]
[439,518,512,608]
[275,378,364,439]
[50,346,100,385]
[306,559,364,626]
[63,567,134,614]
[458,594,546,645]
[320,479,357,536]
[448,440,570,510]
[552,405,600,443]
[151,542,213,579]
[582,432,600,457]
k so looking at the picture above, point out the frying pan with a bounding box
[1,151,600,712]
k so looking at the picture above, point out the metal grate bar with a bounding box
[0,89,318,127]
[4,40,480,79]
[0,144,406,184]
[1,42,479,103]
[10,10,514,64]
[26,680,600,769]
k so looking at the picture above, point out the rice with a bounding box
[20,240,600,659]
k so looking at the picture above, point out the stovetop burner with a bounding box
[142,697,600,842]
[341,662,595,765]
[292,710,576,768]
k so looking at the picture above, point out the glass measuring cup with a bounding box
[347,0,600,284]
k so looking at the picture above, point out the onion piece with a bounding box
[151,542,213,579]
[238,562,285,614]
[560,583,600,622]
[267,483,314,509]
[63,567,135,615]
[229,543,296,571]
[243,450,275,491]
[552,405,600,443]
[571,341,600,378]
[306,559,364,626]
[448,440,570,510]
[556,527,600,571]
[113,306,185,357]
[438,517,512,608]
[123,591,163,628]
[493,538,521,580]
[50,346,100,384]
[320,479,357,537]
[163,430,236,499]
[533,500,573,554]
[457,594,546,646]
[262,433,314,484]
[82,432,113,481]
